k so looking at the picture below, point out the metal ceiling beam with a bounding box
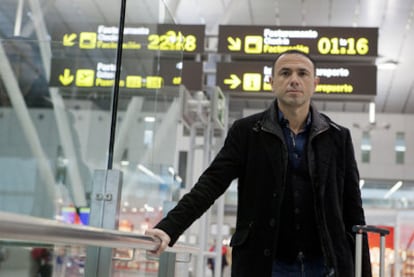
[161,0,180,23]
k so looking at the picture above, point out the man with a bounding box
[146,50,371,276]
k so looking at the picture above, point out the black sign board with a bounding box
[52,24,205,54]
[218,25,378,59]
[50,58,203,91]
[216,61,376,95]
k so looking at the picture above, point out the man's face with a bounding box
[270,53,319,109]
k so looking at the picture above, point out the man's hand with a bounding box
[145,228,171,256]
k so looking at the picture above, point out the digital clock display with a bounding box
[317,37,369,55]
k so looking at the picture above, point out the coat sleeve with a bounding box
[154,121,244,245]
[342,129,372,277]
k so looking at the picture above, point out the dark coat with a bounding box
[155,101,371,277]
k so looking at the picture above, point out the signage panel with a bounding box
[218,25,378,58]
[53,24,205,54]
[50,58,203,91]
[216,62,376,95]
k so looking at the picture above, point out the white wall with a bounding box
[324,112,414,181]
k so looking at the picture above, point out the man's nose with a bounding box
[289,73,300,85]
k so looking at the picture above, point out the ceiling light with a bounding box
[137,164,164,183]
[376,60,398,70]
[369,102,375,124]
[144,116,156,122]
[384,181,403,198]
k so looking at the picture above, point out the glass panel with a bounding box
[114,6,185,272]
[0,0,131,218]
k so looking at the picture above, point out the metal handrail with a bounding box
[0,211,197,254]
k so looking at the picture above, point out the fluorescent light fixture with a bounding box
[137,164,164,183]
[144,116,156,122]
[369,102,376,124]
[361,145,372,151]
[175,175,183,183]
[359,179,365,189]
[168,166,175,176]
[376,60,398,70]
[395,146,406,152]
[384,181,403,199]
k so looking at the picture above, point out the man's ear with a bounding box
[314,76,320,88]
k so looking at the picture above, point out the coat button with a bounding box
[264,249,271,256]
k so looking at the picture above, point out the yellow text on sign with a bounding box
[244,36,263,54]
[146,76,164,89]
[147,30,197,52]
[173,76,182,85]
[126,76,143,88]
[79,32,97,49]
[76,69,95,87]
[243,73,262,91]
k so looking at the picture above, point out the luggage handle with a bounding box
[352,225,390,277]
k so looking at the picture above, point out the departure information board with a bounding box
[54,24,205,54]
[50,58,203,91]
[216,62,376,95]
[218,25,378,58]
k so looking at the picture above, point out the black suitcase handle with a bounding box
[353,225,390,277]
[352,225,390,236]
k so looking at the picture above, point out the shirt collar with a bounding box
[278,109,312,130]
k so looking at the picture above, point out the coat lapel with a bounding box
[308,107,333,193]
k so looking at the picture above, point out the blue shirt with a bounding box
[278,111,312,169]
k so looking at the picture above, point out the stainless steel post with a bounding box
[85,170,123,277]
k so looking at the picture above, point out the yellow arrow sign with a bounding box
[59,69,74,86]
[63,33,77,47]
[227,37,241,51]
[224,74,241,89]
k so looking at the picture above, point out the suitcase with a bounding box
[352,225,390,277]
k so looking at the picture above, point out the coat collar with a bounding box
[258,99,334,193]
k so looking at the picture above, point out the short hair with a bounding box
[271,50,317,76]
